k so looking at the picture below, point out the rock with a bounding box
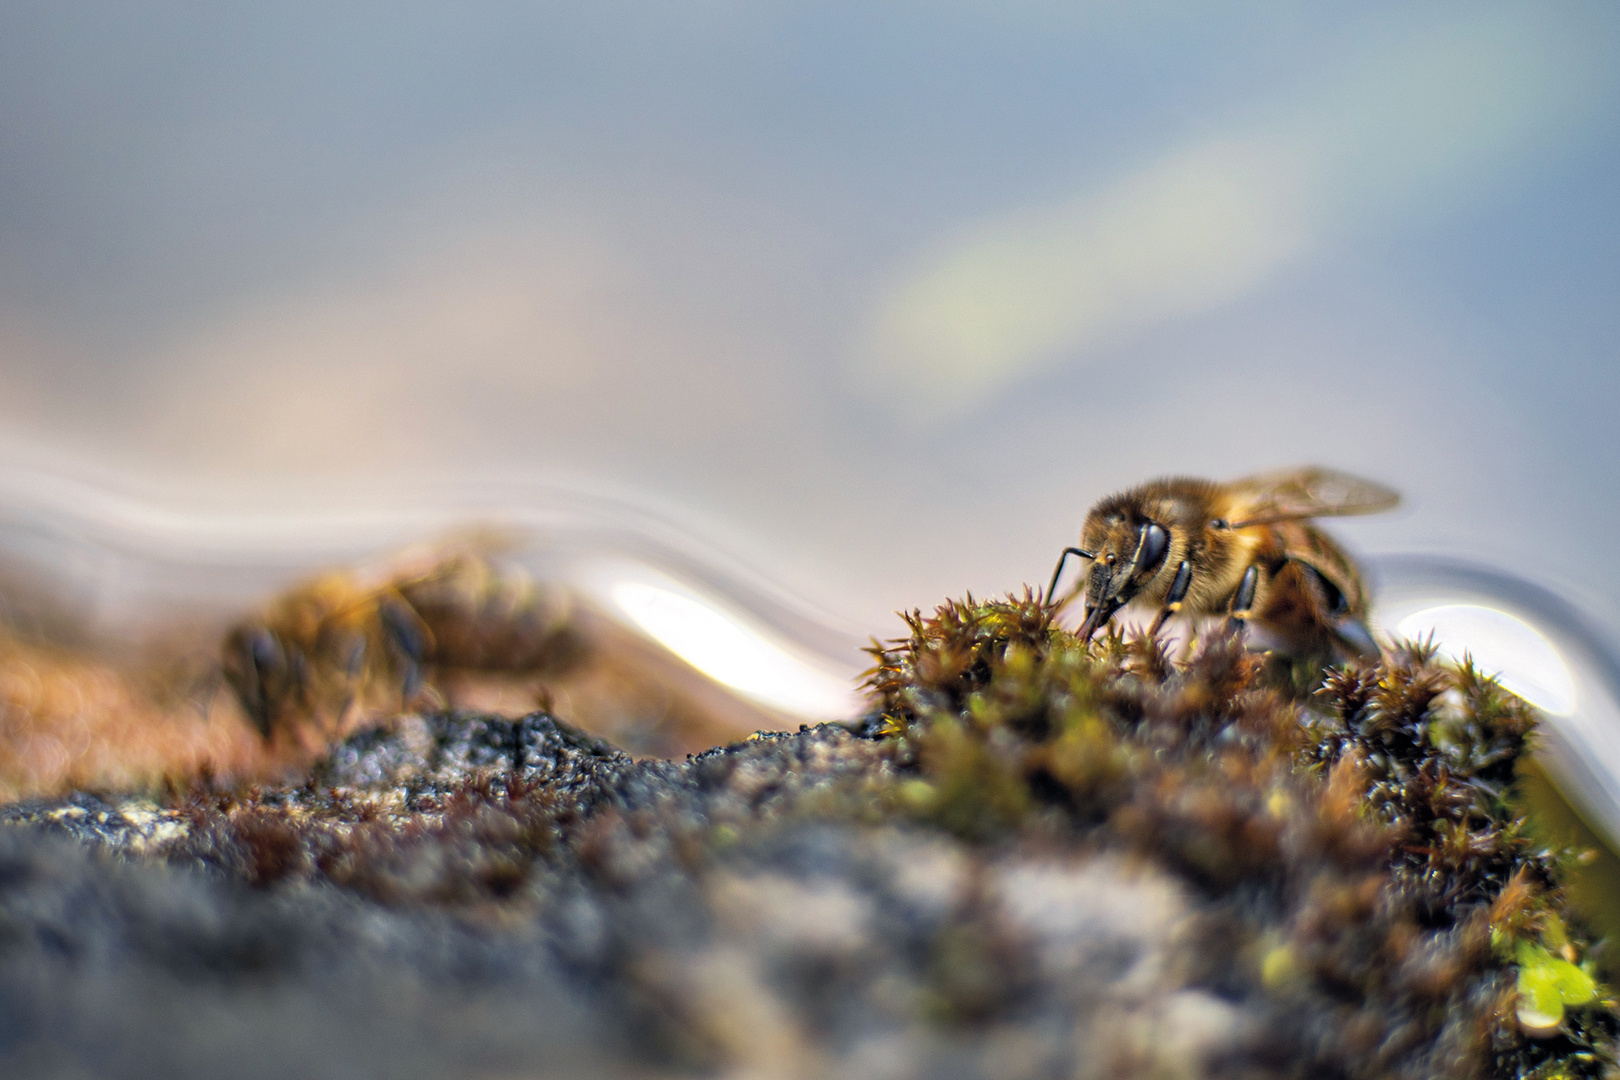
[0,594,1613,1079]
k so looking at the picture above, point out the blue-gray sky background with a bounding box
[0,1,1616,639]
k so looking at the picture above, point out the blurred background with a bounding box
[0,2,1616,689]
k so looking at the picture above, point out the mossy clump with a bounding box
[864,596,1618,1080]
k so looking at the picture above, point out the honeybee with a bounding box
[1046,467,1398,659]
[223,547,581,744]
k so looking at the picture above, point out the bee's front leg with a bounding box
[1045,546,1095,608]
[1147,560,1194,637]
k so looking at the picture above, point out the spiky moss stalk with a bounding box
[864,594,1619,1080]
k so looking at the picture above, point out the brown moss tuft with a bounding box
[863,596,1620,1080]
[861,589,1054,730]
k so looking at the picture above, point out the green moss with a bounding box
[1516,938,1598,1030]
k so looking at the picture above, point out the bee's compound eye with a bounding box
[1138,523,1169,573]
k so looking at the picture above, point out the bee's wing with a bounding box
[1225,467,1399,527]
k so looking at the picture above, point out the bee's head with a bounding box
[1074,510,1171,640]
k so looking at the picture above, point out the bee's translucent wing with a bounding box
[1225,467,1399,527]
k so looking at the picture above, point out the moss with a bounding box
[863,595,1620,1079]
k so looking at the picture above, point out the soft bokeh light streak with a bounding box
[1395,603,1577,716]
[610,580,861,721]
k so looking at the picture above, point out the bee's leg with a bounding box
[1222,564,1261,637]
[1332,617,1381,659]
[1147,560,1193,637]
[378,592,434,700]
[221,622,286,740]
[1045,547,1094,607]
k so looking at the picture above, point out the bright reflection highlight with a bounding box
[610,581,860,720]
[1396,604,1577,715]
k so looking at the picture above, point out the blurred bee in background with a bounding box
[222,544,776,758]
[1046,467,1398,662]
[222,547,582,747]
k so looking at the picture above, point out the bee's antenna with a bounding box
[1045,547,1094,607]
